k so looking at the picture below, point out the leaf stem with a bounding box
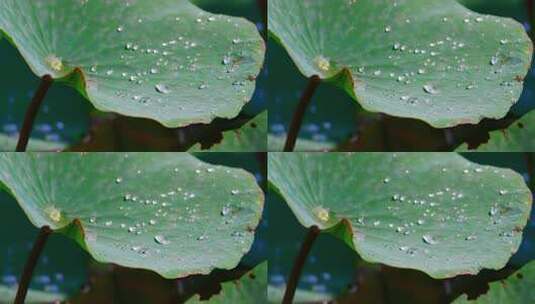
[282,225,320,304]
[16,75,54,152]
[256,0,267,35]
[283,76,321,152]
[527,0,534,39]
[15,226,52,304]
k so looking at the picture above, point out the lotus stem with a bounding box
[15,226,52,304]
[283,76,321,152]
[282,225,320,304]
[16,75,53,152]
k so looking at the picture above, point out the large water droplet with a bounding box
[422,234,438,245]
[154,235,170,245]
[423,84,439,95]
[155,84,171,94]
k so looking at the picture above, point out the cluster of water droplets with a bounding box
[333,162,523,261]
[43,161,258,265]
[43,2,260,116]
[308,5,524,112]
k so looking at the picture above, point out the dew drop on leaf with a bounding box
[423,84,439,95]
[154,235,170,245]
[155,84,171,94]
[422,234,438,245]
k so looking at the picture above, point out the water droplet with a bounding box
[115,177,123,184]
[116,26,124,32]
[489,206,499,216]
[384,25,392,33]
[154,235,170,245]
[155,84,171,94]
[423,84,439,95]
[221,206,231,216]
[422,234,438,245]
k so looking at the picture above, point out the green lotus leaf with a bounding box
[268,153,533,278]
[0,285,65,304]
[187,262,267,303]
[190,111,267,152]
[457,110,535,151]
[268,0,533,128]
[454,260,535,303]
[0,153,264,279]
[0,0,265,127]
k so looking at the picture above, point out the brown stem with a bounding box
[16,75,53,152]
[527,0,535,39]
[282,226,320,304]
[15,226,52,304]
[283,76,321,152]
[256,0,267,35]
